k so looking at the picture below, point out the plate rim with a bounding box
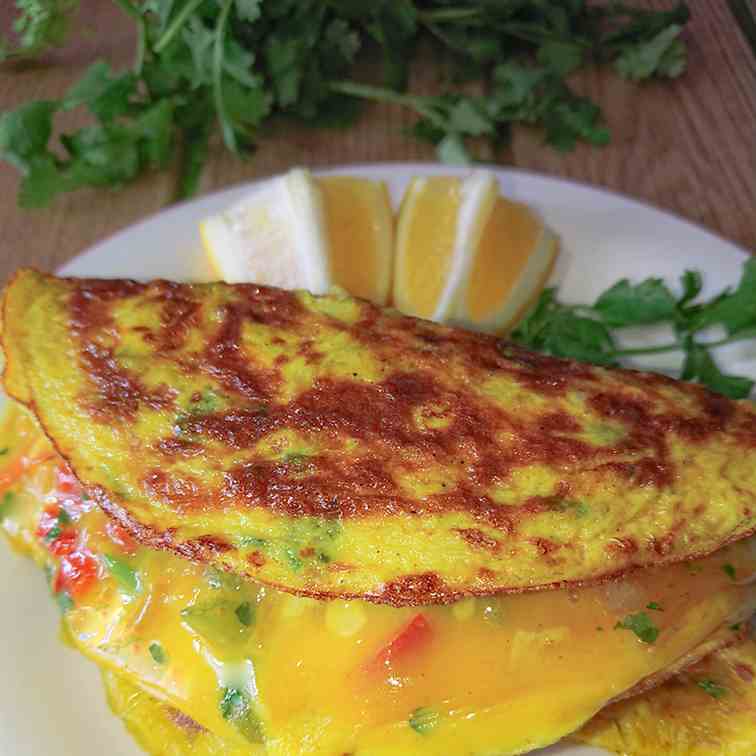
[3,161,752,756]
[60,161,751,276]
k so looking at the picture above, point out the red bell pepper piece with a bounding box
[54,549,99,599]
[365,613,433,674]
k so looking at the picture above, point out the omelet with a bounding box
[102,670,257,756]
[100,635,756,756]
[574,638,756,755]
[3,270,756,604]
[1,400,756,756]
[101,636,756,756]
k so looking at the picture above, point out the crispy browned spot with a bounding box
[69,279,179,421]
[379,572,453,606]
[455,528,501,553]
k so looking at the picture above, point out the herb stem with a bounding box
[613,332,754,358]
[417,8,483,23]
[329,81,440,124]
[213,0,236,152]
[154,0,206,54]
[112,0,147,74]
[613,342,683,357]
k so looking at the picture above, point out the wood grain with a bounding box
[1,2,753,284]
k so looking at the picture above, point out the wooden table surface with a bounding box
[1,2,754,284]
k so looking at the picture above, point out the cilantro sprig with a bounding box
[511,259,756,399]
[697,679,727,699]
[1,1,691,206]
[0,1,79,61]
[614,611,660,644]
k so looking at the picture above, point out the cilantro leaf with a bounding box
[697,679,727,699]
[18,153,64,208]
[63,61,137,121]
[2,0,693,205]
[594,278,678,327]
[615,25,687,81]
[409,706,440,735]
[511,289,617,367]
[537,41,583,76]
[0,491,15,521]
[678,269,703,308]
[220,687,248,720]
[219,687,264,743]
[615,611,660,644]
[0,100,58,171]
[692,258,756,335]
[102,554,141,595]
[513,261,755,400]
[1,0,79,60]
[235,601,254,627]
[681,343,754,400]
[436,133,470,165]
[149,641,167,663]
[234,0,261,23]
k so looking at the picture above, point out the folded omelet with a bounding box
[3,271,756,755]
[1,420,754,755]
[3,270,756,605]
[100,636,756,756]
[574,638,756,755]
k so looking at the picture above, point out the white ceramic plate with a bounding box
[1,163,753,756]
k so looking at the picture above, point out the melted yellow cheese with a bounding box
[2,401,756,755]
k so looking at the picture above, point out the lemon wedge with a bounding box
[393,170,558,332]
[318,175,393,305]
[453,197,558,333]
[393,170,498,321]
[201,169,393,304]
[201,168,331,293]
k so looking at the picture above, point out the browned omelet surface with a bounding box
[3,269,756,604]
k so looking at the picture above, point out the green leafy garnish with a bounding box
[409,706,440,735]
[697,679,727,699]
[0,491,15,521]
[205,566,243,591]
[0,0,80,61]
[0,447,9,456]
[548,498,589,518]
[102,554,141,595]
[723,564,737,581]
[1,1,691,206]
[235,601,254,627]
[181,598,253,645]
[646,602,663,611]
[149,641,166,664]
[219,687,264,743]
[615,611,659,644]
[615,25,686,81]
[55,590,74,613]
[237,535,267,549]
[43,507,71,543]
[220,686,246,720]
[511,260,756,399]
[192,389,221,414]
